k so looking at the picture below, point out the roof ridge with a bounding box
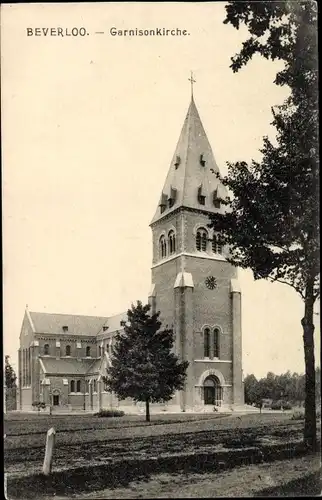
[29,311,109,319]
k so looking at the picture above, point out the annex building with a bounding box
[18,91,244,413]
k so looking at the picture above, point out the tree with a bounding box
[209,1,318,448]
[244,373,260,404]
[103,301,189,422]
[5,356,17,388]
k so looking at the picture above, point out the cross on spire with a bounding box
[188,71,196,98]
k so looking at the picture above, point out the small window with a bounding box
[85,380,89,393]
[174,155,181,169]
[102,326,109,331]
[62,325,68,332]
[168,230,176,255]
[98,346,102,357]
[76,380,81,393]
[70,380,75,393]
[204,328,210,358]
[44,344,50,355]
[86,346,91,357]
[214,328,220,358]
[200,154,206,167]
[93,379,97,393]
[65,345,71,356]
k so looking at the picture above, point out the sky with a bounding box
[2,2,320,378]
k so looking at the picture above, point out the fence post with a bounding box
[43,427,56,475]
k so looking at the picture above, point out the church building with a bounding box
[18,88,244,413]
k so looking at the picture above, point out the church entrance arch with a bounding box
[203,376,223,406]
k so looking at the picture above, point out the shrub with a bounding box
[94,409,125,418]
[32,401,46,413]
[270,400,282,410]
[291,411,305,420]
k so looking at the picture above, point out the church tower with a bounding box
[149,84,244,411]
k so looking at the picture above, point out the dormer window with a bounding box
[62,325,68,332]
[213,189,221,208]
[200,154,206,167]
[174,155,181,169]
[168,187,177,209]
[198,185,206,205]
[159,192,168,214]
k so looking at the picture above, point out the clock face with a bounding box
[205,276,217,290]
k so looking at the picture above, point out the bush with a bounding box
[32,401,46,412]
[291,411,305,420]
[270,400,292,410]
[94,409,125,418]
[270,400,282,410]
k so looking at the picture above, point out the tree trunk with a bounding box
[301,279,317,450]
[145,398,150,422]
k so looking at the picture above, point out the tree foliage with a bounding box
[103,301,188,421]
[209,1,318,448]
[5,355,17,388]
[244,369,321,405]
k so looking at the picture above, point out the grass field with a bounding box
[5,412,321,498]
[5,412,311,476]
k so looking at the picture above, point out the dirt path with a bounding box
[39,454,320,498]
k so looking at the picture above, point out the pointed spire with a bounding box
[151,89,228,225]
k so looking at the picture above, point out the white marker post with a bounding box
[43,427,56,475]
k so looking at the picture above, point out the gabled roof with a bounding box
[28,310,127,337]
[40,357,96,375]
[29,311,109,336]
[151,96,228,225]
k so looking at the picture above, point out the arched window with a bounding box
[159,235,167,258]
[196,228,208,252]
[76,380,81,392]
[86,346,91,357]
[44,344,50,355]
[212,234,223,254]
[70,380,75,393]
[168,230,176,254]
[213,328,220,358]
[65,345,71,356]
[204,328,210,358]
